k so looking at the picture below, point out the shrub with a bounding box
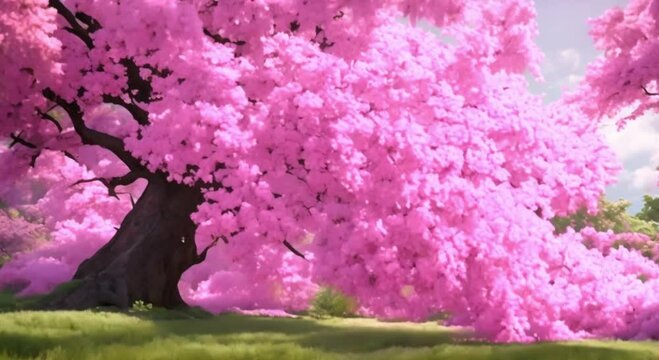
[131,300,153,312]
[309,287,356,318]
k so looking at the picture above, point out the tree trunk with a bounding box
[44,175,204,309]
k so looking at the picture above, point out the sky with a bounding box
[531,0,659,212]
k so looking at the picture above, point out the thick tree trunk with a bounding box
[44,175,204,309]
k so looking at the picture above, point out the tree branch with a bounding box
[8,132,42,167]
[8,132,83,167]
[203,28,231,44]
[37,108,63,132]
[119,58,158,104]
[75,11,101,33]
[42,88,144,171]
[63,151,78,162]
[641,85,659,96]
[195,236,222,265]
[102,94,150,125]
[71,171,143,198]
[48,0,94,49]
[283,240,307,260]
[203,28,246,46]
[9,132,37,149]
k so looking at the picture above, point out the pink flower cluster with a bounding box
[572,0,659,127]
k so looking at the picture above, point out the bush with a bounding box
[131,300,153,312]
[309,287,357,318]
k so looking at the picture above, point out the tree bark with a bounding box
[44,175,204,309]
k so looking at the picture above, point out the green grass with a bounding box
[0,309,657,360]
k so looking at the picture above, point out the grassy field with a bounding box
[0,306,658,360]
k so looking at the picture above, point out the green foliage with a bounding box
[627,217,659,238]
[0,291,17,312]
[309,287,357,318]
[552,197,659,238]
[0,281,83,313]
[131,300,153,312]
[0,310,657,359]
[637,195,659,223]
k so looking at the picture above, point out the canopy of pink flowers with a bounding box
[0,0,657,343]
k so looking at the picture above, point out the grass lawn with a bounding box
[0,306,657,360]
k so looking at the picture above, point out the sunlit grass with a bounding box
[0,308,657,360]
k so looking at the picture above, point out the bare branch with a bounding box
[71,171,143,198]
[29,150,41,168]
[63,151,78,162]
[8,132,81,168]
[42,88,145,171]
[283,240,307,260]
[195,237,220,264]
[203,28,232,44]
[641,85,659,96]
[9,132,37,149]
[37,108,63,132]
[203,28,246,46]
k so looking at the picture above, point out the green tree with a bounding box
[636,195,659,223]
[552,197,659,238]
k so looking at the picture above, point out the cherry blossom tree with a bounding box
[1,0,659,343]
[577,0,659,126]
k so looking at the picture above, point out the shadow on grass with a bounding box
[153,314,462,353]
[0,310,656,359]
[300,328,456,353]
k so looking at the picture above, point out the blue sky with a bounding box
[531,0,659,212]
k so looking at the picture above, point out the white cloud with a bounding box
[600,110,659,199]
[632,166,658,191]
[551,74,583,91]
[557,48,581,71]
[541,57,557,75]
[567,74,583,85]
[599,112,659,162]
